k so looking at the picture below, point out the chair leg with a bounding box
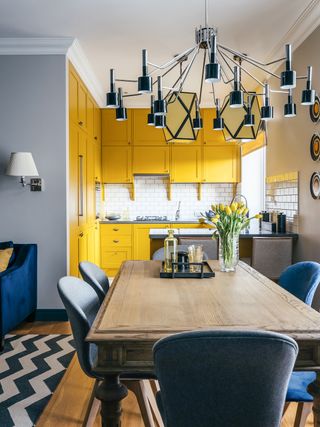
[293,402,313,427]
[82,379,101,427]
[124,380,156,427]
[142,380,164,427]
[282,402,290,416]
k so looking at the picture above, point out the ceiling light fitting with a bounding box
[106,0,315,141]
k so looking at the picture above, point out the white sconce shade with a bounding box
[6,152,39,177]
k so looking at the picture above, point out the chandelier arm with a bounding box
[147,47,196,74]
[219,49,265,88]
[123,93,143,98]
[198,48,207,105]
[164,62,191,101]
[218,43,286,67]
[116,79,137,83]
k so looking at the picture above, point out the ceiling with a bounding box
[0,0,319,106]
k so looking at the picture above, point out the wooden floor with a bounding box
[9,321,313,427]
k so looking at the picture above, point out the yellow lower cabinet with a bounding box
[102,146,132,183]
[170,146,201,183]
[203,145,240,183]
[171,223,210,229]
[133,146,169,175]
[78,229,88,268]
[133,224,170,260]
[101,248,132,276]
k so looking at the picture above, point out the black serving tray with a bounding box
[160,261,215,279]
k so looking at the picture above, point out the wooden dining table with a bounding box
[87,260,320,426]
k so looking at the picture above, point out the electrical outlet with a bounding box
[30,178,45,192]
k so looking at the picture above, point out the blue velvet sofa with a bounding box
[0,243,37,351]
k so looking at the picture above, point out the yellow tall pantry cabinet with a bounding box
[69,63,101,277]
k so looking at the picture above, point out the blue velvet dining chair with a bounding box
[279,261,320,426]
[79,261,110,304]
[58,276,162,427]
[153,329,298,427]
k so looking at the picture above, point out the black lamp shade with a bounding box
[213,117,224,130]
[154,99,167,116]
[193,117,203,129]
[244,113,255,127]
[284,102,296,117]
[261,105,274,121]
[155,115,166,128]
[229,90,244,108]
[106,91,119,108]
[301,89,316,105]
[147,113,155,126]
[116,107,127,121]
[205,63,221,83]
[138,75,153,93]
[280,70,296,89]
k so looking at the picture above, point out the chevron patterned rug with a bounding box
[0,334,75,427]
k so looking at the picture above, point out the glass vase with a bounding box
[218,233,239,272]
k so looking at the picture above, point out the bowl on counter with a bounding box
[105,213,121,221]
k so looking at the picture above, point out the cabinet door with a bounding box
[78,82,87,130]
[87,226,95,263]
[171,146,201,183]
[203,145,240,183]
[94,221,100,266]
[133,146,169,174]
[133,224,170,260]
[87,96,94,138]
[69,124,79,229]
[94,105,101,143]
[78,131,87,226]
[102,146,132,183]
[78,230,88,265]
[94,141,101,182]
[69,70,78,125]
[86,140,96,226]
[102,109,132,146]
[132,109,167,145]
[202,108,229,145]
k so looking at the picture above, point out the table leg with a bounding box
[308,371,320,426]
[95,374,128,427]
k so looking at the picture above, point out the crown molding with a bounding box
[0,37,74,55]
[67,39,105,107]
[265,0,320,62]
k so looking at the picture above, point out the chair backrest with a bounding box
[252,237,293,280]
[178,237,218,260]
[57,276,100,378]
[152,245,209,261]
[279,261,320,305]
[153,329,298,427]
[79,261,109,303]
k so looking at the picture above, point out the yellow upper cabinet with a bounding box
[203,145,241,183]
[102,109,132,146]
[202,108,228,145]
[69,70,78,125]
[171,146,201,183]
[94,142,102,182]
[86,140,96,226]
[102,146,132,183]
[87,96,94,139]
[94,105,101,144]
[132,109,167,146]
[78,81,87,130]
[133,146,169,175]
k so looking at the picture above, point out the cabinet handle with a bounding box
[79,155,84,217]
[113,228,119,231]
[128,141,131,145]
[79,232,84,237]
[94,136,98,140]
[78,121,83,126]
[113,240,119,243]
[204,141,207,145]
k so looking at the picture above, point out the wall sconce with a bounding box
[6,152,44,191]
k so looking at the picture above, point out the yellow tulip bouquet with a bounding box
[200,202,262,272]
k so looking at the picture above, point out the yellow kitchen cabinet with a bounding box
[171,223,212,229]
[202,108,229,145]
[69,69,78,126]
[203,145,240,183]
[94,221,100,266]
[94,141,101,182]
[86,140,96,226]
[78,81,87,130]
[133,224,170,260]
[133,146,169,174]
[94,104,101,143]
[78,131,87,226]
[102,146,132,183]
[86,225,95,263]
[102,109,132,146]
[87,96,95,139]
[170,146,202,183]
[69,123,79,231]
[78,229,88,266]
[101,249,132,276]
[132,109,167,146]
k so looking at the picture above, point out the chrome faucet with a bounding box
[175,201,181,221]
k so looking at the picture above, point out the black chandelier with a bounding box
[105,0,316,142]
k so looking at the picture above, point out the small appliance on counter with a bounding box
[136,215,168,221]
[260,210,287,233]
[277,213,286,233]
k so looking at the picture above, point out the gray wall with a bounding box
[0,55,67,309]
